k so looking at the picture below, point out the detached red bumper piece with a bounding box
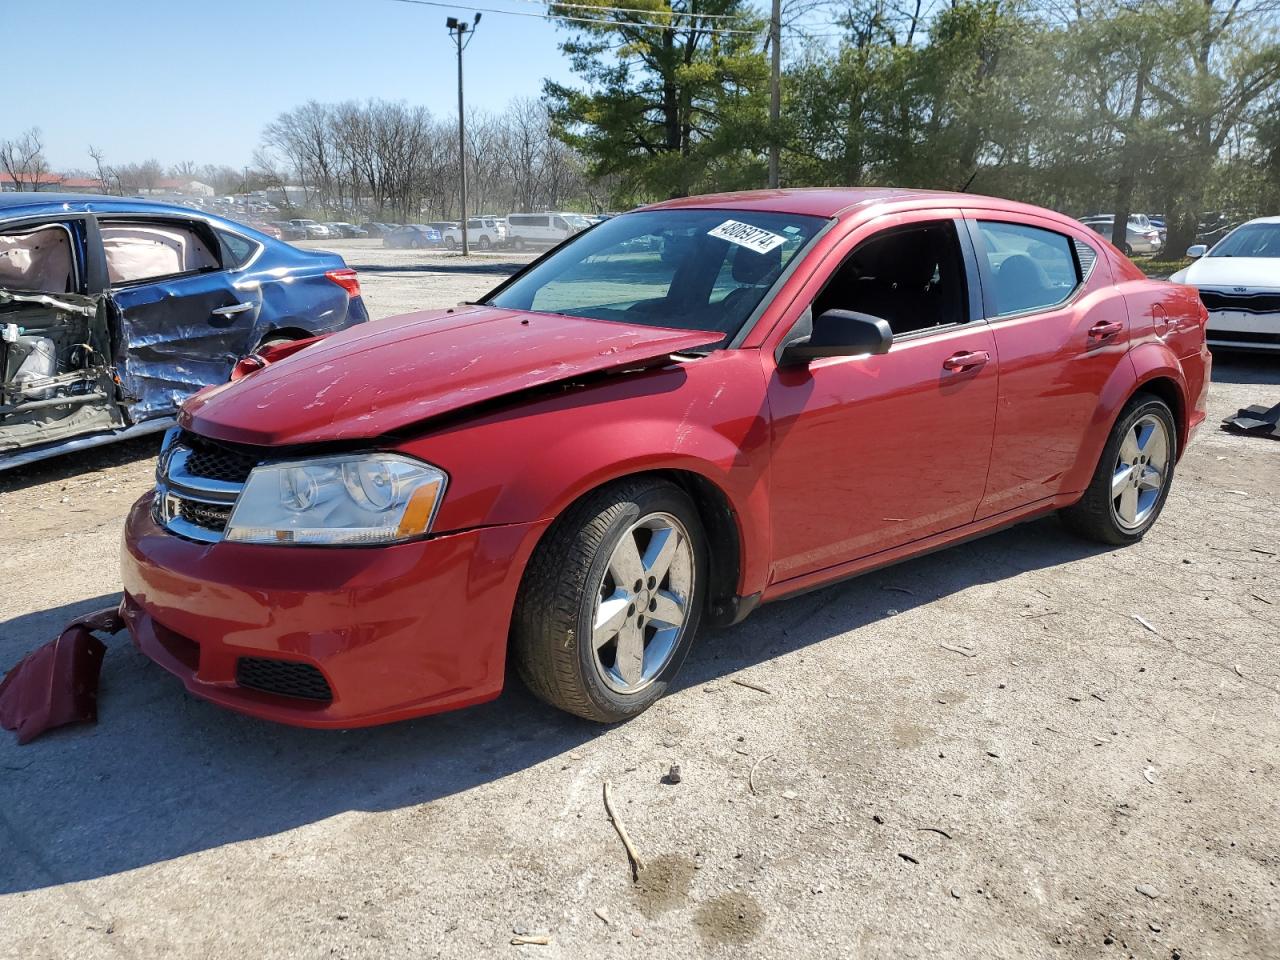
[0,606,125,744]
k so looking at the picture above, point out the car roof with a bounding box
[1239,216,1280,225]
[642,187,963,218]
[0,192,208,217]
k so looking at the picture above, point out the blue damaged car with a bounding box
[0,193,368,469]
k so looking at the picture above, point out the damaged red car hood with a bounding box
[180,306,723,446]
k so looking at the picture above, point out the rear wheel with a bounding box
[478,235,492,250]
[444,237,456,249]
[1059,394,1176,545]
[513,237,526,251]
[512,479,706,722]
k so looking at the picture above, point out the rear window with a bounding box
[975,221,1080,316]
[99,219,221,286]
[216,230,260,270]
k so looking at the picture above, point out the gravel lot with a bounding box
[1,239,1277,960]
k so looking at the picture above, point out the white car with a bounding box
[1079,214,1164,256]
[1170,217,1280,352]
[505,212,584,251]
[441,217,507,250]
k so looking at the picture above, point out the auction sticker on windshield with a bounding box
[708,219,788,254]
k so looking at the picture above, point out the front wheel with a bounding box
[513,237,525,251]
[512,479,707,722]
[1059,394,1176,545]
[478,235,492,250]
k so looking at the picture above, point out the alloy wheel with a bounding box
[591,512,694,694]
[1111,413,1170,530]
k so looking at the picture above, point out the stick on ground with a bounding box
[603,781,644,882]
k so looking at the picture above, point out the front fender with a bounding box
[1060,341,1188,495]
[403,352,774,597]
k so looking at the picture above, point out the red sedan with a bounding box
[120,188,1210,727]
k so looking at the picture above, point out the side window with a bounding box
[216,230,260,270]
[975,221,1079,317]
[99,219,221,286]
[0,222,80,294]
[553,217,569,230]
[812,220,969,337]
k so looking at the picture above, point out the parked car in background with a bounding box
[505,212,584,250]
[441,217,508,250]
[1170,216,1280,352]
[270,220,307,241]
[360,222,394,238]
[0,193,369,469]
[427,221,458,236]
[383,224,443,249]
[121,187,1207,728]
[289,219,330,240]
[325,222,368,239]
[1079,214,1164,256]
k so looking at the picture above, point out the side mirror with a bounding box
[780,310,893,365]
[1186,244,1207,259]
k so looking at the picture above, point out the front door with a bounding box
[765,217,999,584]
[97,215,261,422]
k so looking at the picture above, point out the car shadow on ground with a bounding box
[0,515,1109,895]
[1209,350,1278,388]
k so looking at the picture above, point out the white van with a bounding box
[505,212,584,251]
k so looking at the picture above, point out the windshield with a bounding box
[485,208,826,342]
[1210,222,1280,258]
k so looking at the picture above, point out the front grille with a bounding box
[178,499,233,532]
[1199,289,1280,314]
[182,433,261,484]
[236,657,334,702]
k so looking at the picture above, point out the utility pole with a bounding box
[446,13,481,255]
[767,0,780,189]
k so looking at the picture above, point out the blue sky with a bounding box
[10,0,579,172]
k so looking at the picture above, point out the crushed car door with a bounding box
[0,216,123,456]
[98,215,261,422]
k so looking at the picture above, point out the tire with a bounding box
[1059,394,1177,545]
[444,237,456,249]
[256,335,296,352]
[511,479,707,722]
[409,238,422,249]
[513,237,525,251]
[1123,242,1134,256]
[478,235,492,250]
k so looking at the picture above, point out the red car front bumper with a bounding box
[120,494,549,728]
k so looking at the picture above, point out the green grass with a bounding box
[1135,257,1192,280]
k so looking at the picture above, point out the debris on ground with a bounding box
[592,908,610,925]
[1143,766,1159,785]
[510,934,550,946]
[748,753,774,795]
[1135,883,1162,899]
[917,827,953,840]
[1221,401,1280,440]
[1133,614,1160,635]
[730,677,772,695]
[940,643,977,658]
[0,606,124,744]
[603,782,644,881]
[662,764,682,785]
[898,852,920,864]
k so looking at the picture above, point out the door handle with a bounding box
[212,302,253,318]
[942,350,990,371]
[1088,320,1124,339]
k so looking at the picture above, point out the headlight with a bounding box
[224,453,447,546]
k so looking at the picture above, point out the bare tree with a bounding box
[0,127,49,191]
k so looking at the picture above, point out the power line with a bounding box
[507,0,750,22]
[386,0,763,33]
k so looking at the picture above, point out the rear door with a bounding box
[97,214,262,422]
[962,215,1128,517]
